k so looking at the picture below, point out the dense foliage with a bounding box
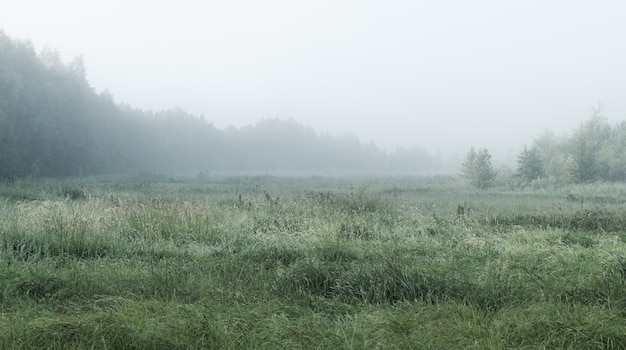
[518,112,626,185]
[0,35,94,177]
[0,32,438,179]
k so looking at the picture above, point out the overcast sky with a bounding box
[1,0,625,160]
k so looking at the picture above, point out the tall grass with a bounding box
[0,176,625,348]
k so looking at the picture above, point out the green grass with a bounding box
[1,176,625,349]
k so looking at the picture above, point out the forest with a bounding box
[0,31,440,179]
[2,30,626,184]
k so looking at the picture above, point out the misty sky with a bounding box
[1,0,625,160]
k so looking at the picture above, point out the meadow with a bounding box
[1,175,625,349]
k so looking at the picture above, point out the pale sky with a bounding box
[1,0,625,161]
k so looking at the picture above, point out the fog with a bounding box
[1,0,625,161]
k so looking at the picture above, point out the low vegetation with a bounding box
[1,175,625,349]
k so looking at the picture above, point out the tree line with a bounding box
[0,32,439,179]
[2,32,625,183]
[462,108,626,189]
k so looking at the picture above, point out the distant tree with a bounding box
[516,145,544,184]
[461,147,496,189]
[568,110,611,183]
[598,121,626,181]
[460,147,478,182]
[531,130,571,184]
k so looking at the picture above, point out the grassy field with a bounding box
[1,175,625,349]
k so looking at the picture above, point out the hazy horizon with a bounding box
[1,0,625,161]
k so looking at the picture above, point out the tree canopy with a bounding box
[0,32,441,179]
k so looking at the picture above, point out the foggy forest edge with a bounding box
[2,31,626,186]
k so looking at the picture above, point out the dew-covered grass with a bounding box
[1,175,625,349]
